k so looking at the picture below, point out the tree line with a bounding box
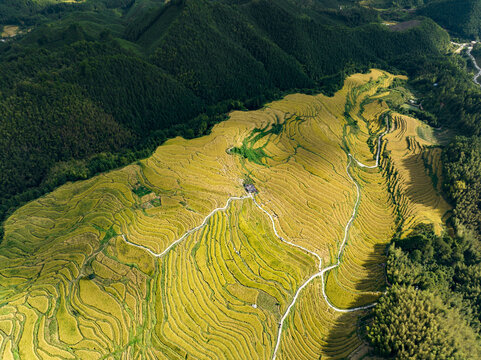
[0,0,453,237]
[3,0,481,356]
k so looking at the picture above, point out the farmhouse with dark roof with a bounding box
[244,184,258,194]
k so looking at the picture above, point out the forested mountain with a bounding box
[419,0,481,39]
[0,0,135,25]
[0,0,481,359]
[4,1,481,357]
[0,0,451,234]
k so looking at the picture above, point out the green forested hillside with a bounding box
[367,224,481,358]
[4,0,481,358]
[443,137,481,236]
[0,0,453,234]
[419,0,481,39]
[0,0,134,26]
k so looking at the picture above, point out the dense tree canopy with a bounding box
[368,286,480,359]
[0,0,454,235]
[420,0,481,39]
[368,224,481,358]
[443,137,481,234]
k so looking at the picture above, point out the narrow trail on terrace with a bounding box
[121,195,251,258]
[269,116,390,359]
[120,116,390,360]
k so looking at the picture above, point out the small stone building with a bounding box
[244,184,258,194]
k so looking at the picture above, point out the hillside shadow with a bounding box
[415,124,452,146]
[348,242,389,294]
[397,152,447,210]
[322,310,371,360]
[324,242,387,315]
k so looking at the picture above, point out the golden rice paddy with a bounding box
[0,69,450,359]
[1,26,20,38]
[383,115,451,235]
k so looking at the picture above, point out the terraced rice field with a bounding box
[383,115,451,235]
[0,69,450,359]
[1,25,20,38]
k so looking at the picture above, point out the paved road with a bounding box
[467,46,481,85]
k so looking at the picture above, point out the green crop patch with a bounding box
[257,290,281,319]
[100,226,117,246]
[132,184,152,197]
[229,115,289,166]
[230,143,270,166]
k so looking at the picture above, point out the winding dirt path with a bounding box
[121,116,391,360]
[121,195,251,257]
[269,117,390,359]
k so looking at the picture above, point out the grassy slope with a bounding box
[0,70,450,359]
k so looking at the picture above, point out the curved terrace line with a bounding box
[270,116,390,359]
[121,195,251,258]
[121,116,390,360]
